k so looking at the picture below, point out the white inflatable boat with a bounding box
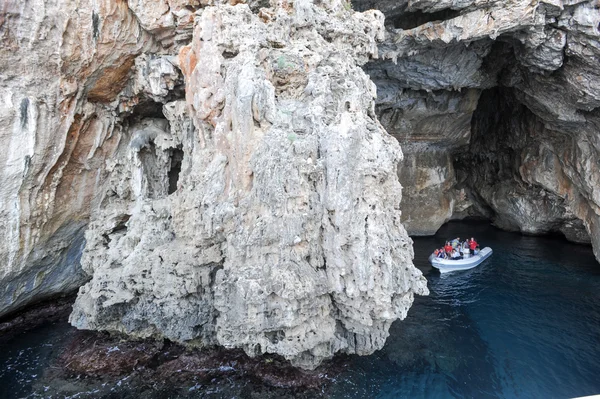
[429,247,493,273]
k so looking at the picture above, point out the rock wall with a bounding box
[0,0,161,317]
[375,85,481,234]
[356,0,600,256]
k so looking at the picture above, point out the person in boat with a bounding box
[451,248,462,260]
[450,237,460,248]
[469,237,479,254]
[462,240,471,258]
[438,249,446,259]
[444,242,453,256]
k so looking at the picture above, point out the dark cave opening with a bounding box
[452,87,591,244]
[20,98,29,129]
[452,87,525,221]
[168,146,184,195]
[92,12,100,40]
[390,9,462,30]
[131,100,166,119]
[121,99,167,136]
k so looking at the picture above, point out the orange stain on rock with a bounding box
[87,56,135,103]
[178,45,197,78]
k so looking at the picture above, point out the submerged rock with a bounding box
[51,329,348,394]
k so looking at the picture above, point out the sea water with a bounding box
[2,221,600,398]
[329,221,600,399]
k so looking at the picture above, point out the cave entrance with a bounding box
[123,98,187,199]
[130,99,165,120]
[390,9,461,30]
[353,0,595,252]
[453,87,591,244]
[168,146,184,195]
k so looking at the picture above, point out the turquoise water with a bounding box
[2,221,600,398]
[330,221,600,399]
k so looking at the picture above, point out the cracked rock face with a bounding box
[0,0,159,317]
[67,0,428,370]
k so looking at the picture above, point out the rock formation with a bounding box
[356,0,600,251]
[0,0,160,318]
[1,0,429,369]
[2,0,599,370]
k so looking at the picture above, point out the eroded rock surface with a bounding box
[0,0,160,317]
[67,0,428,370]
[357,0,600,248]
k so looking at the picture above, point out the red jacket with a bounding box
[469,240,478,250]
[444,244,452,253]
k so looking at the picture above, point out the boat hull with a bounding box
[430,247,493,273]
